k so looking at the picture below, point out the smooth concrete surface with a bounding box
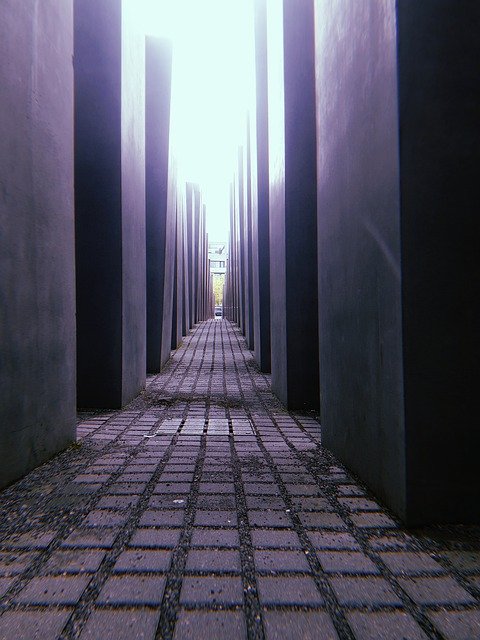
[180,187,190,337]
[75,0,146,408]
[244,121,255,352]
[315,0,405,519]
[0,0,76,488]
[196,205,206,322]
[232,180,241,327]
[396,0,480,524]
[253,0,271,372]
[267,0,319,410]
[186,183,195,329]
[193,186,202,323]
[227,182,240,325]
[146,37,173,372]
[171,193,184,349]
[160,156,177,368]
[237,151,247,335]
[315,0,479,524]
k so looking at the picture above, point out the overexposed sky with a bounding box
[137,0,255,242]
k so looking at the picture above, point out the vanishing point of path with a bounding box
[0,320,479,640]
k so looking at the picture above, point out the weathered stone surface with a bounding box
[146,37,173,372]
[315,0,480,524]
[75,0,146,407]
[0,0,76,488]
[252,0,271,372]
[267,0,319,410]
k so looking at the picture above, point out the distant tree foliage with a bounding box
[213,274,225,306]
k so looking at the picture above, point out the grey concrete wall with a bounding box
[0,0,76,488]
[193,186,202,323]
[121,14,147,398]
[181,186,190,336]
[315,0,479,524]
[186,183,195,329]
[146,37,172,372]
[396,0,480,524]
[236,152,247,334]
[252,0,271,372]
[75,0,146,408]
[267,0,319,410]
[196,204,205,322]
[245,122,255,351]
[160,157,177,367]
[171,193,184,349]
[232,181,241,326]
[225,186,236,322]
[315,0,405,517]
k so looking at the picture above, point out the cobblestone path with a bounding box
[1,320,479,639]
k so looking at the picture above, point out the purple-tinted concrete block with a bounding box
[315,0,480,524]
[74,0,146,407]
[267,0,319,410]
[0,0,76,488]
[145,37,174,372]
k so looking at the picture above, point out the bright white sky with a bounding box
[136,0,255,242]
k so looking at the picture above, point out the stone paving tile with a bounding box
[254,549,311,573]
[82,509,130,527]
[79,609,160,640]
[263,610,339,640]
[174,610,247,640]
[179,576,243,605]
[427,610,480,640]
[185,549,241,572]
[14,575,91,605]
[346,611,429,639]
[128,529,181,548]
[307,531,361,550]
[0,319,479,640]
[190,528,240,548]
[379,551,445,575]
[0,610,72,640]
[330,576,403,607]
[139,510,185,527]
[113,550,172,573]
[299,512,345,528]
[251,529,302,549]
[42,550,106,574]
[257,575,324,605]
[247,510,291,528]
[193,510,237,526]
[398,575,476,606]
[350,512,397,528]
[316,551,380,574]
[96,575,166,605]
[96,495,140,509]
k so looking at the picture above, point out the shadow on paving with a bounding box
[0,320,479,640]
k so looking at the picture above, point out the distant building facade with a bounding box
[208,241,227,275]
